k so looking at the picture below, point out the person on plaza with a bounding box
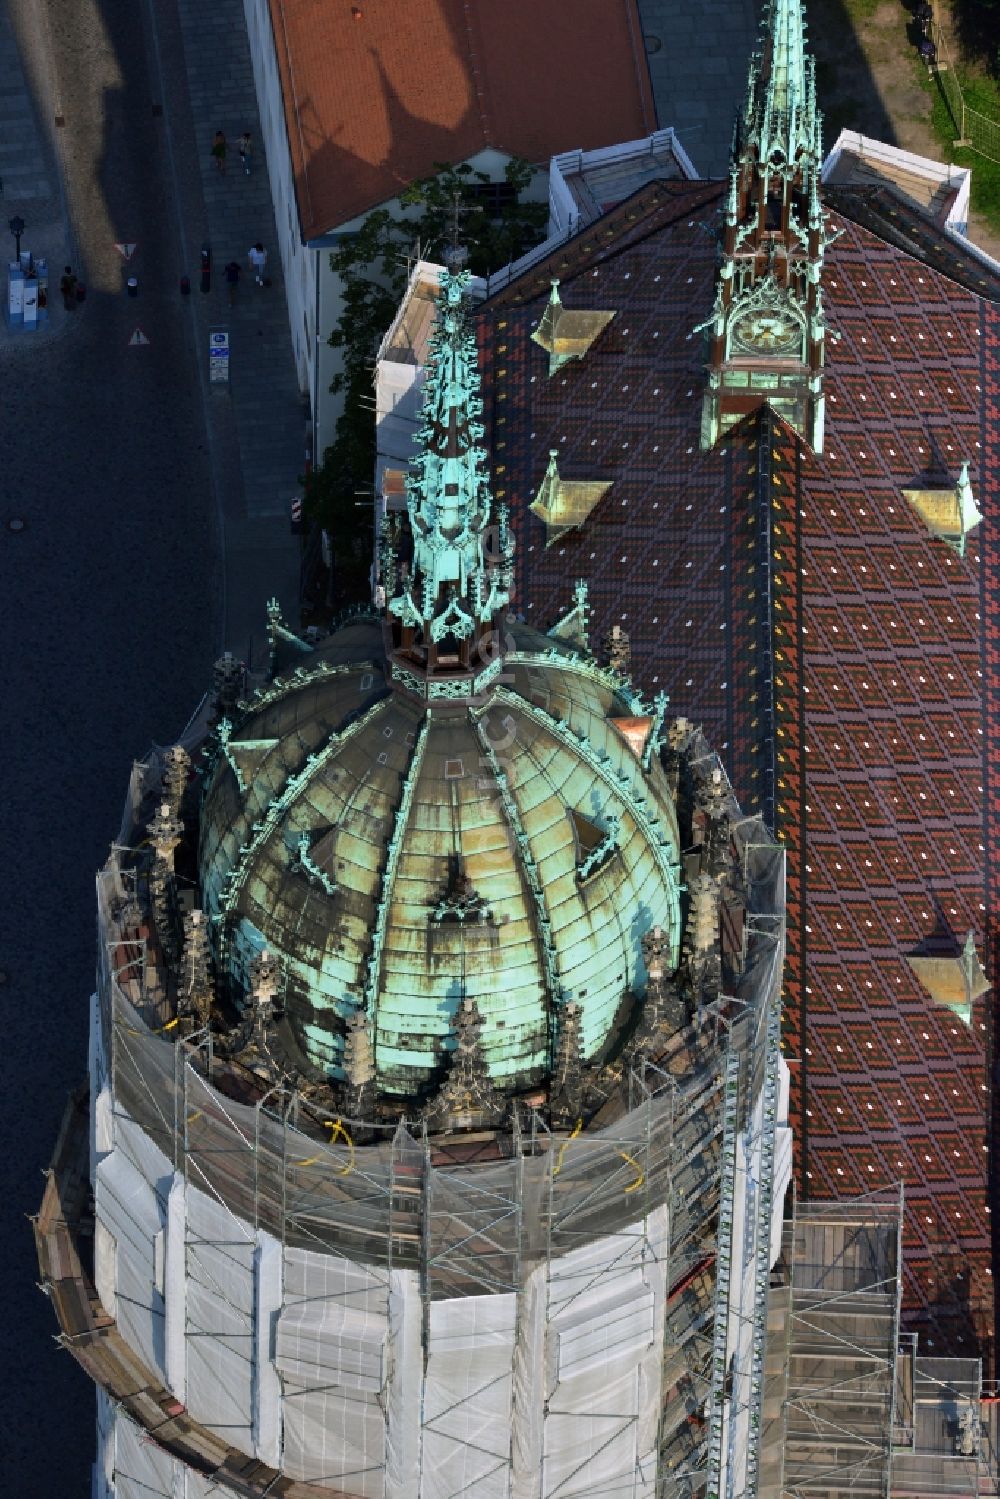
[211,130,227,174]
[247,242,267,285]
[238,132,252,172]
[224,260,241,306]
[60,265,77,310]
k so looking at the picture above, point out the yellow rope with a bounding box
[619,1151,645,1193]
[294,1117,355,1174]
[552,1119,583,1178]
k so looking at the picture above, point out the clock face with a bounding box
[731,306,801,357]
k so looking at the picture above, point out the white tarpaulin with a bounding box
[421,1293,517,1499]
[95,1148,166,1384]
[278,1245,390,1494]
[511,1263,546,1499]
[386,1267,421,1499]
[184,1185,255,1444]
[254,1229,283,1467]
[276,1299,386,1392]
[100,1395,217,1499]
[541,1213,667,1499]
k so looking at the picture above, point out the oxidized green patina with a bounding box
[198,271,684,1101]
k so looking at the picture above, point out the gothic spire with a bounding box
[387,266,514,700]
[699,0,832,454]
[743,0,817,171]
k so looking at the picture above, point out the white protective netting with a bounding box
[421,1293,518,1499]
[278,1245,390,1491]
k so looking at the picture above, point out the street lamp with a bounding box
[9,216,25,260]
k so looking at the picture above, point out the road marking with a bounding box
[115,242,137,260]
[128,327,150,346]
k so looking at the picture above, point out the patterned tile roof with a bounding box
[477,183,1000,1358]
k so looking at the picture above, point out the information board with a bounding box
[209,329,230,384]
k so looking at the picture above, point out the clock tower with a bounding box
[699,0,832,452]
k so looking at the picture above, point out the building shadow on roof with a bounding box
[294,52,485,240]
[905,1252,991,1363]
[906,898,965,960]
[906,431,961,489]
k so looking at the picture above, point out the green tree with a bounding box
[303,160,547,607]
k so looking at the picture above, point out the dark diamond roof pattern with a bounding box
[477,183,1000,1357]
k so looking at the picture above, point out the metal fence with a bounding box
[932,21,1000,165]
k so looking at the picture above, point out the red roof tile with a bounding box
[267,0,656,240]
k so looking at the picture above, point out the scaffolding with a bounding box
[777,1190,904,1499]
[85,722,787,1497]
[891,1341,998,1497]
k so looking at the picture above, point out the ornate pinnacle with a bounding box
[248,948,280,1045]
[161,744,191,815]
[212,651,244,720]
[266,597,283,674]
[628,925,687,1059]
[387,266,514,685]
[178,909,214,1028]
[148,801,184,866]
[604,623,631,677]
[424,997,504,1132]
[573,579,590,651]
[550,1001,585,1128]
[147,801,184,964]
[698,765,733,876]
[663,716,693,800]
[642,924,671,986]
[343,1007,376,1120]
[681,873,723,1004]
[668,717,693,752]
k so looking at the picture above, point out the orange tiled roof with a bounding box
[267,0,657,240]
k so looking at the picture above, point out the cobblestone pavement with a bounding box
[636,0,761,177]
[0,0,302,1489]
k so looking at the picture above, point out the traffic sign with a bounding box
[128,327,150,346]
[115,242,137,260]
[209,329,230,383]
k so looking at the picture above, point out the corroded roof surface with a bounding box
[476,181,1000,1354]
[199,618,682,1099]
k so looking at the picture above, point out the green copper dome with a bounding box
[198,615,682,1099]
[199,266,681,1104]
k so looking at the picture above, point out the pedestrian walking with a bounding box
[248,242,268,285]
[211,130,227,174]
[238,132,253,175]
[60,264,77,310]
[224,260,241,306]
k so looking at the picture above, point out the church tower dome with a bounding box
[198,267,683,1112]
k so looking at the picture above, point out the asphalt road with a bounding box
[1,0,220,1489]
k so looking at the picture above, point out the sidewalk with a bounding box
[174,0,306,523]
[0,0,72,343]
[152,0,305,663]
